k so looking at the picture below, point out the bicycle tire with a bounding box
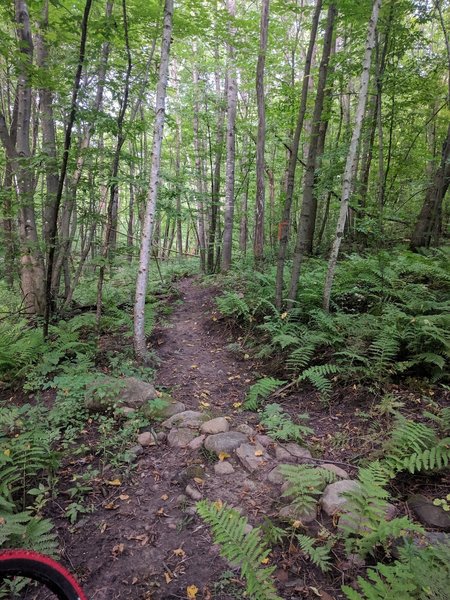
[0,549,87,600]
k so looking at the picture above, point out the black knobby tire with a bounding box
[0,549,87,600]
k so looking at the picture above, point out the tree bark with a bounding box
[253,0,270,265]
[323,0,381,311]
[274,0,323,309]
[134,0,173,364]
[288,3,336,305]
[221,0,237,272]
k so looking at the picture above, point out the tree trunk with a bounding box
[323,0,382,311]
[193,59,207,271]
[410,123,450,250]
[274,0,323,309]
[221,0,237,272]
[253,0,270,265]
[288,3,336,306]
[134,0,173,364]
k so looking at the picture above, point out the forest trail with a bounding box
[62,278,286,600]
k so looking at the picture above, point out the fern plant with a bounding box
[279,465,336,514]
[197,500,282,600]
[260,404,313,443]
[244,378,286,411]
[296,534,333,572]
[0,321,45,381]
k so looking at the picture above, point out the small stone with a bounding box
[321,480,360,516]
[137,431,156,447]
[278,504,317,523]
[176,494,188,506]
[201,417,230,434]
[122,406,136,416]
[243,523,253,534]
[160,401,186,418]
[267,466,285,485]
[156,431,167,442]
[185,506,198,516]
[162,410,208,430]
[284,443,312,460]
[408,494,450,531]
[320,463,350,479]
[275,446,294,462]
[177,465,205,483]
[187,434,206,450]
[236,442,268,472]
[255,434,273,448]
[214,462,235,475]
[236,424,255,436]
[185,484,202,501]
[242,479,257,491]
[167,428,198,448]
[127,445,143,461]
[204,431,247,454]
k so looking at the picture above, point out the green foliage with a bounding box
[197,500,282,600]
[244,378,286,411]
[260,403,313,443]
[279,465,336,514]
[342,541,450,600]
[0,497,57,555]
[296,534,333,572]
[381,416,450,476]
[0,321,45,381]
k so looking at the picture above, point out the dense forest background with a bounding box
[0,0,449,598]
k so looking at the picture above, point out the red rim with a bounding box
[0,549,87,600]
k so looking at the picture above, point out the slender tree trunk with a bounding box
[288,3,336,305]
[410,123,450,250]
[134,0,173,364]
[254,0,270,265]
[274,0,323,309]
[323,0,382,311]
[221,0,237,271]
[193,59,206,271]
[127,153,135,262]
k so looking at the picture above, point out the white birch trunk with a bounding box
[134,0,173,363]
[323,0,381,311]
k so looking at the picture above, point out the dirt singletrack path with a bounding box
[64,277,268,600]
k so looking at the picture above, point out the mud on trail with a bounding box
[55,277,278,600]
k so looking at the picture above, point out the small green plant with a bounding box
[432,494,450,511]
[296,534,333,572]
[65,501,94,524]
[279,465,336,514]
[260,403,313,443]
[244,378,286,411]
[197,500,282,600]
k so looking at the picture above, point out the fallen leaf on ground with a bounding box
[164,572,172,584]
[104,502,119,510]
[187,584,199,599]
[119,494,130,501]
[161,494,169,501]
[112,543,125,557]
[173,547,186,558]
[193,477,204,485]
[218,452,230,461]
[255,450,264,456]
[106,478,121,486]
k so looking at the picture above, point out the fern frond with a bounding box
[197,501,281,600]
[244,378,286,411]
[297,534,332,572]
[279,465,335,514]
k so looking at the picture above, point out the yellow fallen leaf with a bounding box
[173,547,186,557]
[191,365,198,369]
[104,502,119,510]
[187,584,199,599]
[292,520,301,529]
[99,521,107,533]
[254,450,263,457]
[119,494,130,501]
[232,402,242,408]
[106,478,121,486]
[199,401,210,408]
[213,499,223,510]
[193,477,204,485]
[164,572,172,584]
[261,557,270,564]
[281,311,288,319]
[218,452,230,461]
[3,449,10,457]
[161,494,169,501]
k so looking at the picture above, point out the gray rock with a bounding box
[201,417,230,435]
[320,463,350,479]
[321,480,360,516]
[408,494,450,531]
[284,443,313,460]
[137,431,156,447]
[185,505,198,516]
[278,504,317,523]
[156,431,167,442]
[160,401,186,418]
[236,424,255,436]
[275,446,294,462]
[167,428,199,448]
[85,376,157,411]
[255,434,273,448]
[185,484,202,501]
[187,434,206,450]
[214,461,235,475]
[162,410,208,430]
[204,431,248,454]
[175,465,205,484]
[236,442,268,473]
[176,494,188,506]
[127,445,144,461]
[121,406,136,416]
[267,465,285,485]
[242,479,257,491]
